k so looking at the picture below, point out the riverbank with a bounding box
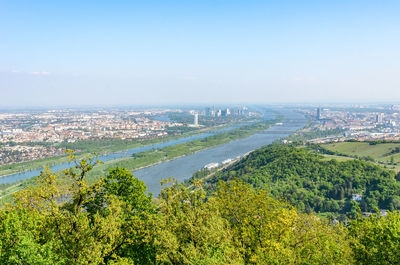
[0,121,247,178]
[85,118,280,181]
[0,117,280,203]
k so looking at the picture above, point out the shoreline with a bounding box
[0,122,241,179]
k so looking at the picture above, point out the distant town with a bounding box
[0,106,251,165]
[299,104,400,143]
[5,103,400,167]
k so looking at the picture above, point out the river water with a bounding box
[0,109,269,184]
[0,108,307,195]
[133,108,307,195]
[0,124,250,184]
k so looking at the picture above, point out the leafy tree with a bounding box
[207,144,400,217]
[0,207,61,264]
[1,152,156,264]
[215,180,352,264]
[90,167,156,264]
[348,211,400,264]
[155,178,241,264]
[11,154,129,264]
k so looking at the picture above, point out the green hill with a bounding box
[206,144,400,219]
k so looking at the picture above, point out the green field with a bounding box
[319,154,356,162]
[323,142,400,163]
[319,141,400,172]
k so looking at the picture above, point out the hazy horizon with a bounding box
[1,1,400,107]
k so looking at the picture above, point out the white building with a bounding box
[194,113,199,127]
[204,162,219,170]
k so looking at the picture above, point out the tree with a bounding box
[11,154,129,264]
[215,180,352,264]
[155,178,242,264]
[348,211,400,264]
[2,152,156,264]
[91,167,157,264]
[0,206,60,264]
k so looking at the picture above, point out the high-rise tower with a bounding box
[316,108,321,120]
[194,113,199,126]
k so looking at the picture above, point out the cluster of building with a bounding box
[302,105,400,143]
[0,109,185,165]
[203,106,249,117]
[0,145,65,165]
[0,110,185,144]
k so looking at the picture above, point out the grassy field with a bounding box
[319,154,355,162]
[323,142,400,163]
[320,141,400,172]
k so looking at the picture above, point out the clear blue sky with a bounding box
[1,0,400,106]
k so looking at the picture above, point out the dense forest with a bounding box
[2,149,400,264]
[206,144,400,220]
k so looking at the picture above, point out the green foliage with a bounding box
[0,207,61,264]
[215,180,352,264]
[0,153,157,264]
[155,179,241,264]
[85,118,279,179]
[322,141,400,165]
[285,128,346,142]
[207,144,400,217]
[348,211,400,264]
[103,167,153,213]
[2,150,400,264]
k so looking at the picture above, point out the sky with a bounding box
[1,0,400,107]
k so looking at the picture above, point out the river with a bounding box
[133,108,307,195]
[1,108,306,194]
[0,108,275,184]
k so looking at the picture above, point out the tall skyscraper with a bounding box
[316,108,321,120]
[194,113,199,126]
[376,113,383,123]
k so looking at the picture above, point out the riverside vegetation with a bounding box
[85,119,280,179]
[0,118,279,204]
[0,112,262,178]
[1,148,400,264]
[0,126,212,177]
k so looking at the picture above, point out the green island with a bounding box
[85,118,280,180]
[0,121,244,178]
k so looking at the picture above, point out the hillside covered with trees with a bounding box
[206,144,400,220]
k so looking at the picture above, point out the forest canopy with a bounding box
[206,144,400,220]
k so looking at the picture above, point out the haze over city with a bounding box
[1,0,400,107]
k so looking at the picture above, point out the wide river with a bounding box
[0,122,251,184]
[0,108,307,195]
[134,108,307,195]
